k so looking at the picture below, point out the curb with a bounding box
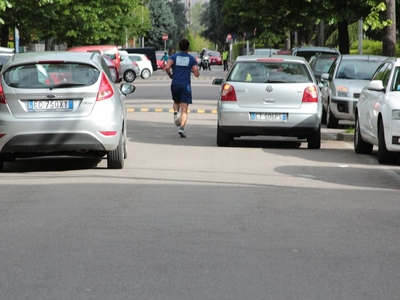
[337,132,353,141]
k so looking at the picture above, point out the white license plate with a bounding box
[29,100,73,111]
[250,113,287,122]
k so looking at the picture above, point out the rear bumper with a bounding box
[219,113,321,137]
[1,133,106,153]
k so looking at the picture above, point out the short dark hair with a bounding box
[179,39,190,51]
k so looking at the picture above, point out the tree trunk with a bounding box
[337,20,350,54]
[1,25,10,48]
[382,0,396,56]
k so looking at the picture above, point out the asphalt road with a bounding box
[0,65,399,300]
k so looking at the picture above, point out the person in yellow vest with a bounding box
[222,49,229,71]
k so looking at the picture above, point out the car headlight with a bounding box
[392,110,400,120]
[337,86,349,97]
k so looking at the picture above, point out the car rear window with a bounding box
[3,63,100,88]
[228,62,313,83]
[209,51,220,57]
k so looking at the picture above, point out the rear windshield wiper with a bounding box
[266,79,287,83]
[48,83,87,90]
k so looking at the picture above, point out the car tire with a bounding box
[321,106,327,125]
[141,68,151,79]
[217,123,232,147]
[326,100,339,128]
[378,120,396,164]
[0,157,3,172]
[124,70,136,83]
[107,134,124,169]
[307,124,321,149]
[354,115,373,154]
[123,133,128,159]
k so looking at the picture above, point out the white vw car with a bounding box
[354,57,400,164]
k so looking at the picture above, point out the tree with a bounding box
[147,0,177,51]
[382,0,396,56]
[0,0,148,48]
[200,0,228,49]
[167,0,187,51]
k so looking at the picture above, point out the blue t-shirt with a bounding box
[170,52,198,85]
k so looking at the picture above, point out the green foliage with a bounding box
[363,1,391,30]
[0,0,150,47]
[350,39,400,56]
[0,0,11,24]
[166,0,187,51]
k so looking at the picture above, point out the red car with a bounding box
[102,55,120,83]
[208,50,222,65]
[156,53,164,69]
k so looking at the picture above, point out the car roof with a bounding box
[3,51,103,69]
[67,45,118,51]
[293,46,339,52]
[128,53,147,57]
[339,54,388,61]
[236,55,307,63]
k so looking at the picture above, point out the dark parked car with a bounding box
[291,46,340,62]
[308,53,339,81]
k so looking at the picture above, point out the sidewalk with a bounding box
[322,127,353,141]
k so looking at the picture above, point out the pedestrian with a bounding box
[161,51,169,68]
[223,48,229,71]
[164,39,200,138]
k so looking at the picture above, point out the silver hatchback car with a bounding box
[0,51,135,171]
[212,55,322,148]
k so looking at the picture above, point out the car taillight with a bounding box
[99,131,117,136]
[96,73,114,101]
[221,84,237,101]
[302,85,318,103]
[0,81,6,104]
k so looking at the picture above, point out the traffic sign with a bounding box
[162,34,168,41]
[227,34,232,41]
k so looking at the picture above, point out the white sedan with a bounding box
[354,57,400,164]
[128,53,153,79]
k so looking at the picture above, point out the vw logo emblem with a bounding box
[266,85,273,92]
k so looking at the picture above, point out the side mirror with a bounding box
[321,73,329,80]
[212,78,223,85]
[120,83,136,95]
[367,80,385,92]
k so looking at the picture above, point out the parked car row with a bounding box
[212,48,400,165]
[67,45,155,82]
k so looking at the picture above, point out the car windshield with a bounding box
[336,59,383,80]
[228,61,312,83]
[4,63,100,88]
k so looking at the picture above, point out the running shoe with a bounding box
[173,111,181,127]
[178,127,186,138]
